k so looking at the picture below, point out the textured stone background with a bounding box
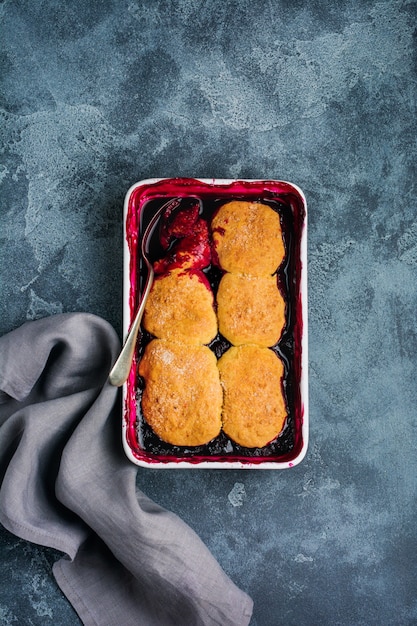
[1,0,416,624]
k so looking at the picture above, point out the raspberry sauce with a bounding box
[154,198,212,274]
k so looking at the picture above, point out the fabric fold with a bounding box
[0,313,253,626]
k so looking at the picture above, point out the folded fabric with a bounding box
[0,313,253,626]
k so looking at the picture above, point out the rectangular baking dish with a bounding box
[122,178,308,469]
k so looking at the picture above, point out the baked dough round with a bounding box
[217,272,286,347]
[138,339,222,446]
[143,269,217,344]
[217,345,287,448]
[211,201,285,275]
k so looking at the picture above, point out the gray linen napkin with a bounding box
[0,313,253,626]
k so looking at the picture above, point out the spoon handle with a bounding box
[109,266,155,387]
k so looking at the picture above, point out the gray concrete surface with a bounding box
[1,1,416,624]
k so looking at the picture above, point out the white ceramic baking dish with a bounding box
[121,178,308,469]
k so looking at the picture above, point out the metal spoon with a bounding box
[109,197,182,386]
